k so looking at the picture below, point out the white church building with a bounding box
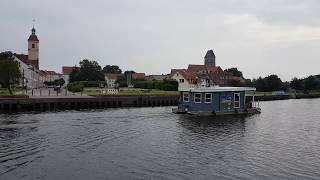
[13,27,62,89]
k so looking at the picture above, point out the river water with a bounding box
[0,99,320,180]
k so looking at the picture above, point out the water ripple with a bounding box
[0,101,320,179]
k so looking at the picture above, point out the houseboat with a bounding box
[173,86,261,116]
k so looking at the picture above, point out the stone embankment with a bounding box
[0,96,179,113]
[1,94,319,113]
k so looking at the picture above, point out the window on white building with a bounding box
[205,93,212,103]
[179,79,184,83]
[183,92,189,102]
[234,93,240,108]
[194,93,201,103]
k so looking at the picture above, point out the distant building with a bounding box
[170,50,237,90]
[11,27,64,88]
[27,27,40,69]
[132,73,146,80]
[41,70,63,83]
[14,27,40,69]
[104,73,122,88]
[13,55,42,89]
[204,49,216,66]
[170,69,196,91]
[12,27,42,88]
[145,74,170,81]
[62,66,78,85]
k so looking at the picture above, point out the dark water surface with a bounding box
[1,99,320,180]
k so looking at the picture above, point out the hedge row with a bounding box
[131,80,178,91]
[67,82,84,92]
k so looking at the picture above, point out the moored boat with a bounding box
[172,86,261,116]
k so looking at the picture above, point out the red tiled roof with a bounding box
[62,66,78,75]
[132,73,146,80]
[187,64,222,74]
[14,53,39,69]
[105,73,122,80]
[171,69,196,82]
[14,54,29,64]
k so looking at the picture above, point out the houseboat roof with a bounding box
[181,86,256,92]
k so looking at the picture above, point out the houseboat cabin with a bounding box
[173,86,261,115]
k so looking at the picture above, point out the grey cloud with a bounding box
[1,0,319,81]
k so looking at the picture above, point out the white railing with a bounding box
[252,100,260,108]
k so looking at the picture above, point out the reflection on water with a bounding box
[178,114,248,135]
[0,99,320,180]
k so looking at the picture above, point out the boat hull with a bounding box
[172,107,261,116]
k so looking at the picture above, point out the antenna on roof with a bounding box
[32,19,35,28]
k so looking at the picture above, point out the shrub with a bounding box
[131,80,178,91]
[67,82,84,92]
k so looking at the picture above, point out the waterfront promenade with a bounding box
[26,88,92,98]
[1,89,320,113]
[0,94,179,112]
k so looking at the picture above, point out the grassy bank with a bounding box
[0,88,27,98]
[84,88,179,97]
[0,88,24,96]
[254,91,320,96]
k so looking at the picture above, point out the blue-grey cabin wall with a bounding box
[218,91,245,111]
[181,91,246,112]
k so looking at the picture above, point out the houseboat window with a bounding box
[179,79,184,83]
[205,93,212,103]
[194,93,202,103]
[183,92,189,102]
[234,93,240,108]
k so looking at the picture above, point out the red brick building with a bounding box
[170,50,240,89]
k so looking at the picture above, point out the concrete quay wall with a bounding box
[0,96,179,113]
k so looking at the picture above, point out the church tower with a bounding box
[204,49,216,66]
[28,27,39,69]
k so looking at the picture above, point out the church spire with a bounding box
[28,24,40,69]
[31,19,36,34]
[31,27,36,35]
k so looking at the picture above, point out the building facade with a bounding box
[62,66,78,86]
[13,55,42,89]
[41,70,63,83]
[104,73,122,88]
[13,27,64,89]
[170,49,238,90]
[170,69,196,91]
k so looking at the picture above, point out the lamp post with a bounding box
[25,79,28,95]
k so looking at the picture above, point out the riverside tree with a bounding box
[0,51,21,95]
[69,59,104,82]
[224,67,243,77]
[103,65,122,74]
[290,77,304,90]
[304,75,319,90]
[252,75,283,91]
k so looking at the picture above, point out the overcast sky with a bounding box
[1,0,320,81]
